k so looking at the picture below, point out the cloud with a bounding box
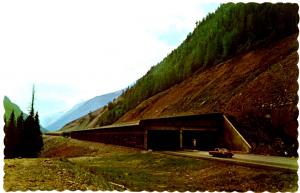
[0,0,220,123]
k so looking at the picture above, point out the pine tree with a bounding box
[14,112,24,156]
[23,110,35,157]
[4,111,15,158]
[4,86,44,158]
[22,86,44,157]
[34,112,43,154]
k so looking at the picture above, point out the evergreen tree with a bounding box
[4,86,44,158]
[23,110,35,157]
[14,112,24,156]
[34,112,43,154]
[17,112,24,131]
[4,111,16,158]
[22,86,43,157]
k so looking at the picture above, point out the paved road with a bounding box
[161,150,298,172]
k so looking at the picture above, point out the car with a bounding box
[209,148,233,158]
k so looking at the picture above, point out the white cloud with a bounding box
[0,0,220,124]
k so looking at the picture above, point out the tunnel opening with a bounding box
[147,130,180,150]
[182,131,218,150]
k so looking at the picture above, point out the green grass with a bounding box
[4,158,113,191]
[5,136,298,191]
[69,153,215,191]
[68,152,298,192]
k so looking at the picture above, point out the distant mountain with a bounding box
[41,110,66,127]
[45,90,122,131]
[41,100,86,127]
[3,96,49,133]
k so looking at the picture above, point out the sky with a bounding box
[0,0,221,126]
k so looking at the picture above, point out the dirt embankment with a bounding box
[40,135,138,158]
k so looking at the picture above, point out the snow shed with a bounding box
[55,113,251,152]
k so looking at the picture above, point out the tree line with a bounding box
[4,87,43,158]
[97,3,299,126]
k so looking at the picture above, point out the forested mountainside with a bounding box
[96,3,298,127]
[62,34,298,155]
[61,3,298,155]
[117,35,298,156]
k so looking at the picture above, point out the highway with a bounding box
[161,150,298,172]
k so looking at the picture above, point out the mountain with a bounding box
[60,3,298,156]
[3,96,49,133]
[42,100,86,127]
[3,96,23,122]
[42,110,66,127]
[61,34,298,155]
[59,105,107,132]
[46,90,122,131]
[92,3,299,127]
[116,34,298,156]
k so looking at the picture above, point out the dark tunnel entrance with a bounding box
[147,130,180,150]
[182,131,218,150]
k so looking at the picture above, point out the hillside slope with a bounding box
[60,107,107,132]
[60,3,298,155]
[61,34,298,155]
[3,96,23,122]
[117,34,298,155]
[91,3,298,127]
[118,35,298,120]
[46,90,122,131]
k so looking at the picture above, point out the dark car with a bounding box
[209,148,233,158]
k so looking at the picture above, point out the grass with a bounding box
[4,136,298,191]
[68,152,297,192]
[4,158,113,191]
[70,153,214,191]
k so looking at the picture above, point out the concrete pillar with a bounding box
[180,128,183,149]
[144,129,148,150]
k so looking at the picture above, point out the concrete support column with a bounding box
[180,128,183,149]
[144,129,148,150]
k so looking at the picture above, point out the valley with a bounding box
[3,3,299,192]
